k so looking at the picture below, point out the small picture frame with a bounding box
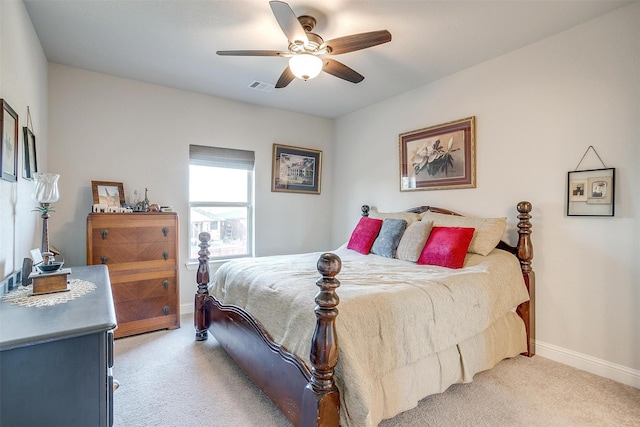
[271,144,322,195]
[1,99,19,182]
[23,127,38,179]
[399,116,476,191]
[91,180,125,206]
[567,168,615,216]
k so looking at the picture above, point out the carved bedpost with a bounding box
[515,201,535,357]
[361,205,370,217]
[302,253,342,427]
[195,232,211,341]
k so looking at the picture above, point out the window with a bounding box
[188,145,254,261]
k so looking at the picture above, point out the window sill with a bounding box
[184,258,250,271]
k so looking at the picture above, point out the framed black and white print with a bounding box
[567,168,615,216]
[23,127,38,179]
[1,99,19,182]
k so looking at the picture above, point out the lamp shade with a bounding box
[33,172,60,203]
[289,54,323,81]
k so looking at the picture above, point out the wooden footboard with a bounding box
[194,233,340,426]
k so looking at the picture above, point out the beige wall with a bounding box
[6,0,638,391]
[0,0,48,283]
[46,64,333,311]
[332,3,639,386]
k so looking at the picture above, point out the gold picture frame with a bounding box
[399,116,476,191]
[91,180,125,206]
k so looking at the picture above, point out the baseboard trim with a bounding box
[181,303,194,315]
[536,340,640,389]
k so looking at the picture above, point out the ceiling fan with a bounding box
[216,1,392,88]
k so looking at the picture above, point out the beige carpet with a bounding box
[113,314,640,426]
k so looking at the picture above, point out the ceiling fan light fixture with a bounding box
[289,54,323,81]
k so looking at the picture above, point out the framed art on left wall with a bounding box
[1,99,19,182]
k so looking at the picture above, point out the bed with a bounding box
[194,201,535,427]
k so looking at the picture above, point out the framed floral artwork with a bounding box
[399,116,476,191]
[1,99,19,182]
[567,168,615,216]
[271,144,322,195]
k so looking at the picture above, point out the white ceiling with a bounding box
[24,0,631,119]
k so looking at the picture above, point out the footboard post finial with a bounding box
[302,253,342,427]
[195,232,211,341]
[516,201,535,357]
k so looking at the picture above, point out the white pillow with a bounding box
[368,208,422,225]
[396,220,434,262]
[420,211,506,256]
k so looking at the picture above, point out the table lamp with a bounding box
[32,172,60,266]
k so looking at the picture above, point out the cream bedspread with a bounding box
[209,246,529,426]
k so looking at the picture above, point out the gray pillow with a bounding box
[370,218,407,258]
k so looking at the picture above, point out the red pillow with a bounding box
[417,226,475,269]
[347,217,384,254]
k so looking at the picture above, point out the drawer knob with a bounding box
[100,255,109,264]
[101,229,109,240]
[162,250,169,261]
[162,280,169,290]
[162,227,169,237]
[163,306,170,315]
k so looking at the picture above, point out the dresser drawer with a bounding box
[112,277,177,303]
[114,298,177,323]
[138,225,176,243]
[90,243,176,265]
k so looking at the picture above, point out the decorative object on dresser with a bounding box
[30,172,70,294]
[399,116,476,191]
[1,99,19,182]
[271,143,322,194]
[87,212,180,338]
[0,265,117,427]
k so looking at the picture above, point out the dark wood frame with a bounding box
[271,144,322,195]
[195,201,534,427]
[399,116,476,191]
[23,127,38,180]
[91,180,125,207]
[1,99,19,182]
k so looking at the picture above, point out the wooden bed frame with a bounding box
[194,201,535,427]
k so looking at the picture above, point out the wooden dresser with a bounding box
[87,212,180,338]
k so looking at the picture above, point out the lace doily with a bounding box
[1,279,97,308]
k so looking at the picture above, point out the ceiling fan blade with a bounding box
[269,1,308,45]
[216,50,287,57]
[275,66,295,88]
[325,30,392,55]
[322,59,364,84]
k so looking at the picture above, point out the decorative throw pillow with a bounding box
[396,220,434,262]
[371,218,408,258]
[420,212,506,256]
[417,226,475,269]
[368,208,422,225]
[347,217,384,254]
